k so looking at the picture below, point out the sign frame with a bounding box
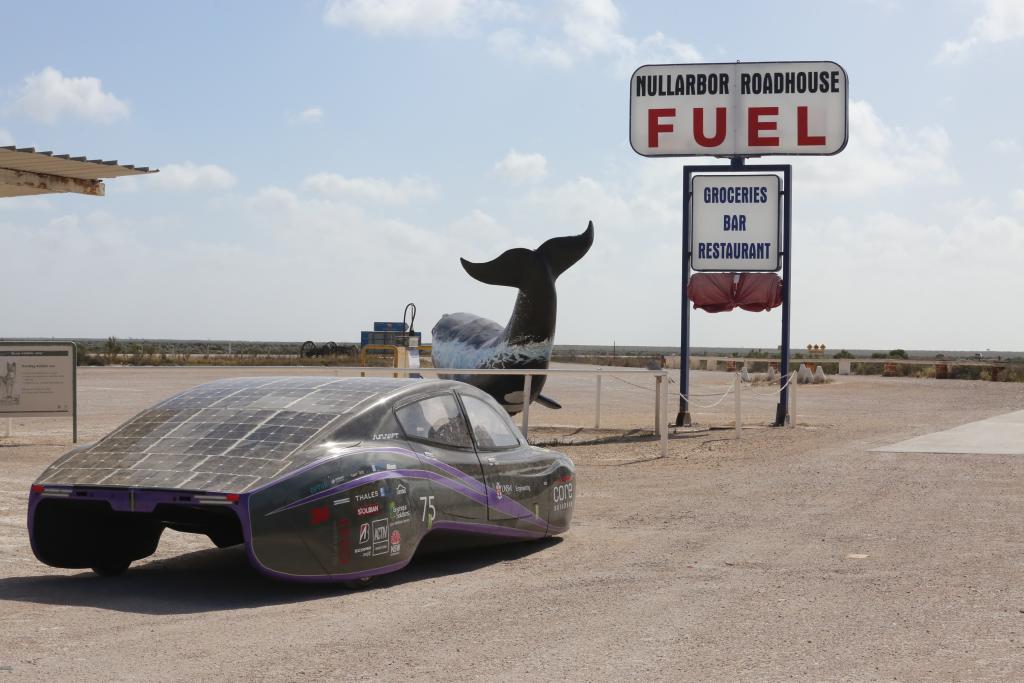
[629,60,849,158]
[677,161,793,428]
[689,173,782,273]
[0,341,78,442]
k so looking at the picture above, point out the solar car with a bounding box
[28,377,575,586]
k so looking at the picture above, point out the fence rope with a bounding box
[608,375,660,392]
[743,371,796,397]
[677,382,735,409]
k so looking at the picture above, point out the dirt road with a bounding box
[1,367,1022,681]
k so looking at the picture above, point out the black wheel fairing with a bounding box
[32,498,164,569]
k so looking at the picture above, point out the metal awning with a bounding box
[0,145,157,198]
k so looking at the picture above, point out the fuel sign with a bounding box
[630,61,848,157]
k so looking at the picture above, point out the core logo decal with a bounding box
[552,481,574,511]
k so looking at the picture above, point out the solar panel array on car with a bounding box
[36,376,417,492]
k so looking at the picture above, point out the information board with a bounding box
[0,343,76,418]
[691,174,781,272]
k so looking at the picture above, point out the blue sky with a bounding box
[1,0,1022,350]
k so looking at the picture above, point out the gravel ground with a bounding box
[1,366,1023,681]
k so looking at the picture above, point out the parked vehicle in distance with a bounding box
[28,377,575,586]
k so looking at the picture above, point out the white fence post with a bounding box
[789,371,797,428]
[594,372,602,429]
[654,374,662,437]
[660,373,668,458]
[734,372,742,440]
[521,374,532,439]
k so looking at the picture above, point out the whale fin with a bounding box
[535,394,561,410]
[459,248,533,288]
[460,221,595,287]
[537,221,594,279]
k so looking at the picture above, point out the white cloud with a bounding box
[151,162,237,191]
[9,67,130,124]
[324,0,699,71]
[488,0,700,71]
[796,100,956,197]
[486,29,573,68]
[494,149,548,183]
[989,137,1020,154]
[448,209,509,246]
[796,204,1024,348]
[937,0,1024,62]
[0,128,12,145]
[302,173,438,203]
[324,0,524,35]
[292,106,324,124]
[1012,189,1024,211]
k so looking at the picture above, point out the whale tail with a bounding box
[460,221,594,288]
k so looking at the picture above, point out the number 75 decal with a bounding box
[419,496,435,525]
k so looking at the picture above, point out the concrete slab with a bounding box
[874,409,1024,455]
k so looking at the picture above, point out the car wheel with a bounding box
[342,576,376,590]
[90,558,131,577]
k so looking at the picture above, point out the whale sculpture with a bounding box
[431,222,594,414]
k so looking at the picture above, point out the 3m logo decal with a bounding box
[309,505,329,525]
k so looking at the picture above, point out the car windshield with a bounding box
[395,394,473,449]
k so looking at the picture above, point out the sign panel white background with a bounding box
[0,345,75,417]
[691,174,781,272]
[630,61,847,156]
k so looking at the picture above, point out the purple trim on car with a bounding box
[430,520,545,539]
[266,468,547,531]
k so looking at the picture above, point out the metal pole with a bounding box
[71,342,78,443]
[521,374,532,439]
[734,372,742,440]
[594,372,602,429]
[676,167,693,427]
[775,165,793,426]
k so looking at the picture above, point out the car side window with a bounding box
[460,394,521,450]
[395,394,473,449]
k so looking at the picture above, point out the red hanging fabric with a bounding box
[687,273,783,313]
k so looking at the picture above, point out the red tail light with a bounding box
[225,493,240,503]
[30,484,44,494]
